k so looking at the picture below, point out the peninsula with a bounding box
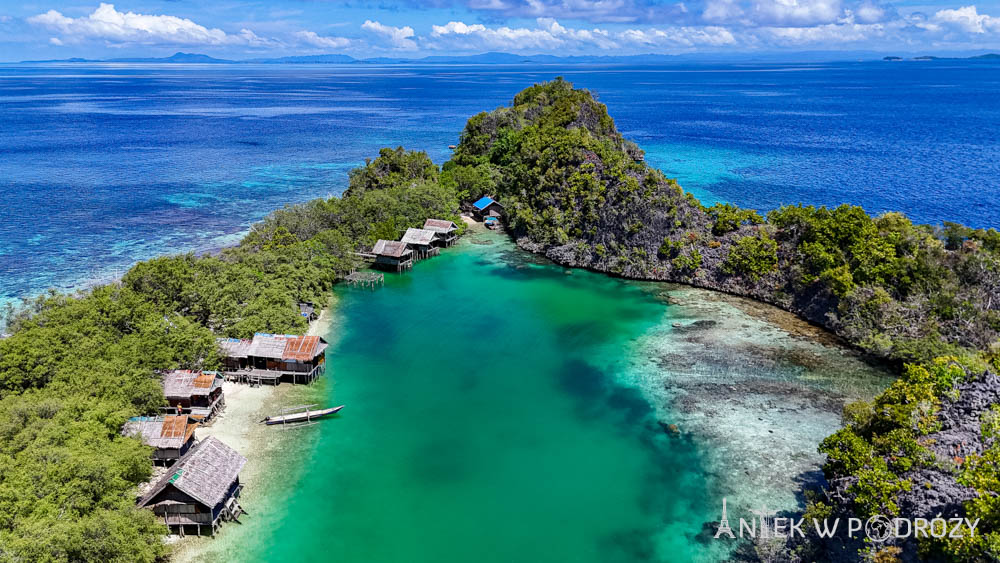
[0,80,997,562]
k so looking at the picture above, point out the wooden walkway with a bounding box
[224,363,324,386]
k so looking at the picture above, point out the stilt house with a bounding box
[400,228,439,259]
[423,219,459,247]
[138,436,246,537]
[122,415,199,465]
[217,333,327,385]
[162,370,225,420]
[372,239,413,272]
[472,196,503,220]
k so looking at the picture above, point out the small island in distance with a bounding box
[884,53,1000,61]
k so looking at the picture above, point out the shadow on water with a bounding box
[559,358,654,429]
[556,357,721,562]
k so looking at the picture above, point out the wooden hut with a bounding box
[400,228,439,259]
[122,415,199,466]
[472,196,504,220]
[162,371,225,420]
[423,219,458,247]
[298,301,318,321]
[138,436,246,537]
[218,334,327,385]
[372,240,413,272]
[217,338,252,371]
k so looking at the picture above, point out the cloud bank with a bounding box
[22,2,1000,55]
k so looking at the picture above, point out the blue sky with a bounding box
[1,0,999,60]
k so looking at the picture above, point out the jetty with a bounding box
[345,271,384,289]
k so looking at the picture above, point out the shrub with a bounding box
[708,203,764,235]
[672,249,702,272]
[723,234,779,281]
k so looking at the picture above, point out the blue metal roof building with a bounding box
[473,196,497,210]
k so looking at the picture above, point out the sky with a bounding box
[1,0,999,61]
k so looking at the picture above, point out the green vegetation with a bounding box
[817,355,1000,560]
[708,203,763,235]
[722,232,779,281]
[0,148,463,561]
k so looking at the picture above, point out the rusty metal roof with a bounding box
[123,415,198,449]
[282,335,327,361]
[163,370,222,399]
[243,333,327,361]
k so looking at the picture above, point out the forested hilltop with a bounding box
[444,78,1000,561]
[0,149,462,561]
[447,78,1000,364]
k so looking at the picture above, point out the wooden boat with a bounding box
[262,405,344,425]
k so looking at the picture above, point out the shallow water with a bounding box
[183,233,889,562]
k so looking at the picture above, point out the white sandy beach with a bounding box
[170,304,336,560]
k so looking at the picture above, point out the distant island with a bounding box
[884,53,1000,61]
[20,50,684,65]
[19,50,1000,65]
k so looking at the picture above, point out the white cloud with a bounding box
[362,20,417,50]
[751,0,843,26]
[28,3,269,46]
[429,18,617,50]
[853,1,887,24]
[618,25,736,46]
[760,21,883,43]
[21,1,1000,57]
[461,0,685,23]
[294,30,350,49]
[931,5,1000,33]
[702,0,744,23]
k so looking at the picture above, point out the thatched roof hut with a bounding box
[122,415,199,465]
[372,240,413,272]
[401,228,440,259]
[423,219,459,247]
[216,334,328,384]
[162,370,225,419]
[138,436,246,536]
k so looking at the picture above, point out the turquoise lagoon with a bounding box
[185,232,890,563]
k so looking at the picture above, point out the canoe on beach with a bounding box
[263,405,344,425]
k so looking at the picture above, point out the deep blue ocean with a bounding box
[2,61,999,307]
